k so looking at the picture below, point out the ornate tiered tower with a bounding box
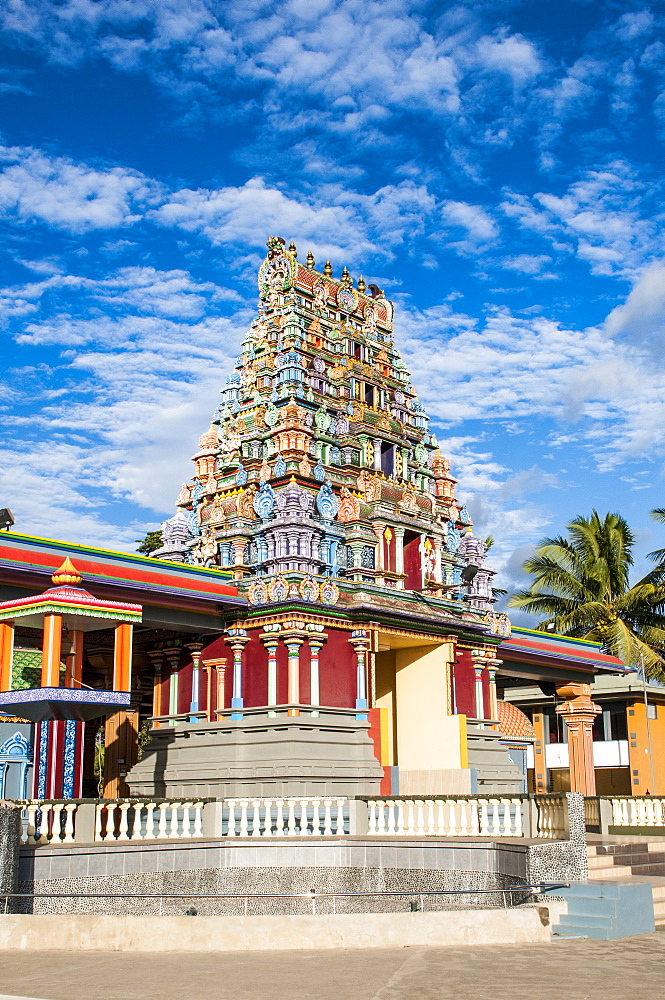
[152,235,503,628]
[135,237,517,800]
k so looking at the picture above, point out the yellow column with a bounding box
[556,683,601,796]
[0,621,14,690]
[532,711,548,794]
[41,613,63,687]
[113,622,133,692]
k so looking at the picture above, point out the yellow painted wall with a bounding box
[627,699,665,795]
[375,650,397,766]
[394,643,462,770]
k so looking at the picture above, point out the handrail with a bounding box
[1,884,569,915]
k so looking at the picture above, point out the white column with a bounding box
[226,629,249,719]
[309,637,325,719]
[373,438,382,472]
[394,526,405,585]
[473,663,485,728]
[350,631,369,720]
[188,643,203,724]
[264,639,279,718]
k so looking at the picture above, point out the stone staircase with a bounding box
[550,881,655,940]
[586,841,665,927]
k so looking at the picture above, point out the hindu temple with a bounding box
[0,236,623,804]
[128,235,590,800]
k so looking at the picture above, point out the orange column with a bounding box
[113,622,133,692]
[64,630,84,688]
[146,650,165,727]
[202,658,227,721]
[0,621,14,690]
[556,683,601,796]
[41,613,63,687]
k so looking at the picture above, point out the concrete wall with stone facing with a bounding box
[18,839,531,916]
[527,793,588,888]
[0,804,20,913]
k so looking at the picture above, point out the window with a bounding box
[381,442,395,477]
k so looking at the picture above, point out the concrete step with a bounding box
[586,865,635,879]
[547,880,655,941]
[557,913,614,929]
[553,925,612,940]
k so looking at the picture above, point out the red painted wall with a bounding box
[383,529,396,573]
[453,648,476,718]
[319,628,356,708]
[403,533,421,590]
[153,626,357,713]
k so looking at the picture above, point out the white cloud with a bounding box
[441,200,499,253]
[474,31,542,87]
[501,162,662,279]
[0,145,159,232]
[501,253,554,276]
[604,261,665,344]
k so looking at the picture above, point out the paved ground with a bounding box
[0,932,664,1000]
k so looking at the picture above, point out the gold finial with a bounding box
[51,557,82,587]
[323,260,333,277]
[357,275,366,293]
[306,250,315,268]
[341,265,350,281]
[288,241,297,257]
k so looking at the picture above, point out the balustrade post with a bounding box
[348,798,368,836]
[201,801,224,839]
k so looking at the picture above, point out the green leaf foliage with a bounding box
[508,510,665,680]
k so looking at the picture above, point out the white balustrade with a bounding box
[534,795,568,839]
[365,797,526,838]
[19,800,80,845]
[225,797,347,837]
[610,796,665,829]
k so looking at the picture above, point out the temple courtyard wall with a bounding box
[12,834,585,916]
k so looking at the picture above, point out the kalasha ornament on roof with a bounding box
[150,235,508,637]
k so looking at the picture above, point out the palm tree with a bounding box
[648,508,665,565]
[508,510,665,679]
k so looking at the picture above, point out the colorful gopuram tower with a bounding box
[132,236,517,799]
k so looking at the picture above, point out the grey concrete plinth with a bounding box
[467,730,525,794]
[127,711,384,798]
[0,803,20,913]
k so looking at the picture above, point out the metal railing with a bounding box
[1,884,569,916]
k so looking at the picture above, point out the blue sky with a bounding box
[1,0,664,616]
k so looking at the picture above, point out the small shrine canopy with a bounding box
[0,558,141,722]
[0,557,142,631]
